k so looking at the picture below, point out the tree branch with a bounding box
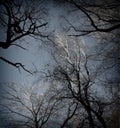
[0,57,32,74]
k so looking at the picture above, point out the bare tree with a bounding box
[0,83,58,128]
[0,0,48,73]
[48,35,118,128]
[64,0,120,36]
[43,80,79,128]
[63,0,120,98]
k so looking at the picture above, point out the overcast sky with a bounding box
[0,1,119,127]
[0,0,89,85]
[0,0,118,86]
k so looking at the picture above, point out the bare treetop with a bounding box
[0,0,48,73]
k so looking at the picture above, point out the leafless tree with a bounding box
[47,35,118,128]
[0,0,48,73]
[63,0,120,91]
[64,0,120,36]
[0,83,58,128]
[43,80,79,128]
